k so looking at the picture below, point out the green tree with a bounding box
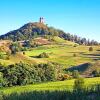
[10,42,21,54]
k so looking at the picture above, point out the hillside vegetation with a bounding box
[1,77,100,95]
[0,22,100,100]
[0,22,99,45]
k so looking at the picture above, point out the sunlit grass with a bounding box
[1,77,100,95]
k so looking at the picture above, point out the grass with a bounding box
[0,42,100,99]
[25,45,100,68]
[2,87,100,100]
[0,77,100,95]
[0,41,100,68]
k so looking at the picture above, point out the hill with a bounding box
[0,22,99,45]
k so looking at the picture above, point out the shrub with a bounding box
[73,53,77,57]
[89,47,93,52]
[6,51,11,60]
[92,69,100,77]
[0,52,4,59]
[9,42,21,54]
[23,52,25,55]
[73,44,78,47]
[0,62,57,87]
[74,78,85,91]
[38,52,49,58]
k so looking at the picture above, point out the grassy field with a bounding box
[0,38,99,68]
[25,44,100,68]
[0,77,100,95]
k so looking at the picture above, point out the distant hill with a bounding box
[0,22,99,45]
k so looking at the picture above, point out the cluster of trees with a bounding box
[60,32,99,45]
[0,23,99,46]
[0,62,57,87]
[9,42,31,55]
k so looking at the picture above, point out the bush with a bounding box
[0,52,4,59]
[9,42,21,54]
[89,47,93,52]
[92,69,100,77]
[72,70,80,78]
[0,62,56,87]
[23,52,25,55]
[74,78,85,91]
[38,52,49,58]
[73,44,78,47]
[73,53,77,57]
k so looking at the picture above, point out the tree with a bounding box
[0,62,57,87]
[24,40,31,47]
[9,42,21,54]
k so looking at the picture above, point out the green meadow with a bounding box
[25,44,100,68]
[0,77,100,95]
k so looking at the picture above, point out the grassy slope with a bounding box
[1,77,100,95]
[0,36,99,68]
[0,45,100,69]
[53,36,78,45]
[25,45,100,68]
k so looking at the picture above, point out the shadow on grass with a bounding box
[1,86,100,100]
[82,53,100,60]
[65,63,91,73]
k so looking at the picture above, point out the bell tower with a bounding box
[39,17,44,23]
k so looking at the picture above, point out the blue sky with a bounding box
[0,0,100,42]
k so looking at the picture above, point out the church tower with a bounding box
[39,17,44,23]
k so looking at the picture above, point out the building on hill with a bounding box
[39,17,44,23]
